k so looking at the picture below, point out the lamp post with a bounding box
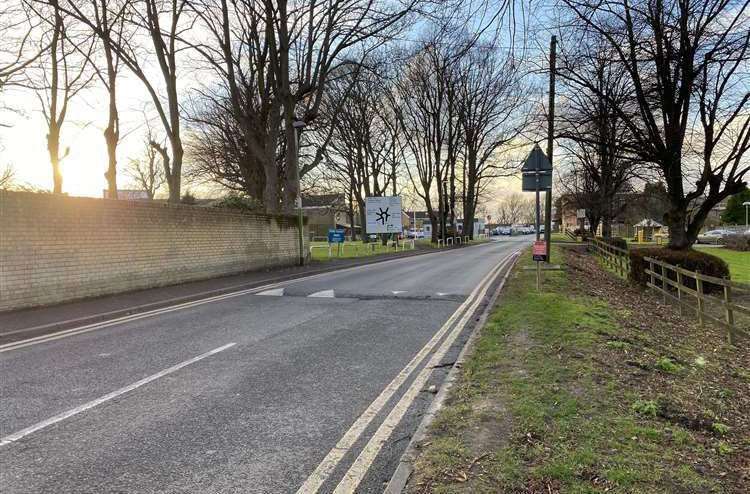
[743,201,750,229]
[293,120,306,266]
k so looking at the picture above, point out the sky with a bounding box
[0,0,552,212]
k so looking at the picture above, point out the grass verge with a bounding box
[408,245,748,493]
[693,247,750,284]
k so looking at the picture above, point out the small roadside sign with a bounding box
[327,229,345,243]
[532,241,548,262]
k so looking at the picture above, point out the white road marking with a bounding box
[0,343,236,448]
[391,291,407,295]
[332,252,520,492]
[308,290,335,298]
[256,288,285,296]
[296,250,520,494]
[435,292,449,296]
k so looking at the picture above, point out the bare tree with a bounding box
[58,0,189,202]
[0,3,47,95]
[69,0,130,198]
[557,40,640,237]
[126,130,164,199]
[318,61,404,239]
[0,163,14,188]
[559,0,750,248]
[495,193,529,225]
[31,1,94,194]
[456,42,532,239]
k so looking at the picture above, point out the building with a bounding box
[301,193,358,239]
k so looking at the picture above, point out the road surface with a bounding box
[0,237,527,493]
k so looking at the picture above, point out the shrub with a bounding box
[629,247,730,294]
[724,233,750,252]
[711,422,730,436]
[181,191,196,205]
[598,236,628,251]
[632,399,659,417]
[211,194,261,212]
[656,357,682,373]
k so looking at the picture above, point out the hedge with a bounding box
[598,236,628,251]
[629,248,730,294]
[724,234,750,252]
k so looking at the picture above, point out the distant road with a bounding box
[0,237,527,493]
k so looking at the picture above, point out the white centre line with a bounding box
[0,343,236,448]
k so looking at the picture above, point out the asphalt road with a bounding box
[0,237,528,493]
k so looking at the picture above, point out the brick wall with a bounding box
[0,191,304,312]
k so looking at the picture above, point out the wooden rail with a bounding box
[590,238,631,278]
[644,256,749,345]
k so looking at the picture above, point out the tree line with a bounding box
[1,0,748,248]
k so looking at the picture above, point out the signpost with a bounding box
[327,229,345,243]
[522,144,553,291]
[365,196,402,234]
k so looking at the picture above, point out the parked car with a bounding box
[498,226,512,235]
[697,229,734,244]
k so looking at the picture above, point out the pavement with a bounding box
[0,236,529,493]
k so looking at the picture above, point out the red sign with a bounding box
[532,241,547,262]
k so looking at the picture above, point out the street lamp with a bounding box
[743,201,750,229]
[293,120,306,266]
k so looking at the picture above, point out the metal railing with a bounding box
[644,256,749,345]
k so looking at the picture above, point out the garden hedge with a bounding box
[724,234,750,252]
[598,236,628,251]
[629,247,730,294]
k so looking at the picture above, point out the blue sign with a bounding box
[328,229,345,243]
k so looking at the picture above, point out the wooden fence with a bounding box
[588,239,749,344]
[644,256,749,345]
[590,238,631,277]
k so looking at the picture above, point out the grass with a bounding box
[694,247,750,283]
[409,246,741,493]
[308,239,435,261]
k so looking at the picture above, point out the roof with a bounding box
[301,193,345,208]
[634,218,663,227]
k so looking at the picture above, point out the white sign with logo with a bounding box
[365,196,402,234]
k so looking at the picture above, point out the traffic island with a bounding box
[406,245,749,493]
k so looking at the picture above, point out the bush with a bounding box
[598,236,628,251]
[629,247,730,294]
[211,194,261,212]
[181,191,196,205]
[724,234,750,252]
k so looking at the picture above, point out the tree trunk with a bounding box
[47,127,63,194]
[348,189,357,241]
[167,139,183,203]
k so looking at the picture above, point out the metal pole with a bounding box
[544,35,557,262]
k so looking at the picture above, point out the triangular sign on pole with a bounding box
[521,144,552,172]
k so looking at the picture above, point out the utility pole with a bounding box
[544,35,556,261]
[293,120,306,266]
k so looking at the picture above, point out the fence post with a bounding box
[724,283,735,345]
[661,264,667,304]
[676,270,683,316]
[649,259,655,291]
[696,271,704,326]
